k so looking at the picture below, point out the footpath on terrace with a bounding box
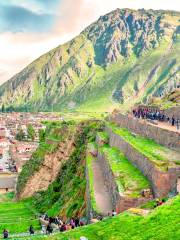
[91,158,112,215]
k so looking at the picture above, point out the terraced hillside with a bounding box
[0,115,178,239]
[0,193,40,234]
[106,123,180,196]
[0,9,179,112]
[87,140,152,216]
[107,122,180,170]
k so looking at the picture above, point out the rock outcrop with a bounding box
[19,138,75,199]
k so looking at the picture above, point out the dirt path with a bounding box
[92,160,112,216]
[148,120,180,134]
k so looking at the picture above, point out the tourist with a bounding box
[29,225,34,235]
[70,218,75,229]
[60,222,67,232]
[3,229,8,239]
[46,223,53,234]
[44,213,49,221]
[80,220,85,226]
[41,225,46,234]
[176,119,180,130]
[132,107,178,129]
[112,209,117,216]
[75,217,80,227]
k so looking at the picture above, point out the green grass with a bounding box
[0,197,40,234]
[100,145,150,198]
[97,131,109,143]
[15,194,180,240]
[86,143,100,213]
[107,122,180,171]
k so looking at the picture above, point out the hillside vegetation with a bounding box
[17,120,103,220]
[0,193,40,234]
[15,194,180,239]
[0,9,179,112]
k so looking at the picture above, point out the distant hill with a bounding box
[0,9,179,112]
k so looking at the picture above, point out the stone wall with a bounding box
[116,196,151,213]
[85,158,93,223]
[106,126,180,198]
[97,150,152,213]
[109,112,180,151]
[97,151,119,209]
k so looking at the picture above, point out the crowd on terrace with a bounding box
[132,107,180,130]
[2,210,118,238]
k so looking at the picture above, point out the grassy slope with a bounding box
[0,193,40,233]
[86,143,100,213]
[19,194,180,240]
[32,121,104,219]
[107,122,180,171]
[100,145,150,198]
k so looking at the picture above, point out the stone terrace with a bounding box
[105,121,180,198]
[109,111,180,151]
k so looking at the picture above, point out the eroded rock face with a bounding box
[85,9,172,65]
[18,138,75,199]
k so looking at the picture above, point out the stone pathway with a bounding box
[92,160,112,215]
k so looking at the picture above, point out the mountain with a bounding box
[0,9,180,112]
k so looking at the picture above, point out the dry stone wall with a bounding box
[97,151,119,209]
[106,126,179,198]
[109,112,180,151]
[97,150,152,213]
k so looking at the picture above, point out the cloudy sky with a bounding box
[0,0,180,84]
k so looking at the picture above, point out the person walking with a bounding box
[29,225,34,235]
[3,229,8,239]
[46,223,53,234]
[176,118,180,130]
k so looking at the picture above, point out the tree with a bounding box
[15,129,25,141]
[39,129,46,142]
[27,124,36,141]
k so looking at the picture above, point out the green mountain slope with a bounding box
[0,9,179,112]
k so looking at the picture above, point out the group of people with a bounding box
[42,214,85,235]
[154,198,166,208]
[132,107,180,130]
